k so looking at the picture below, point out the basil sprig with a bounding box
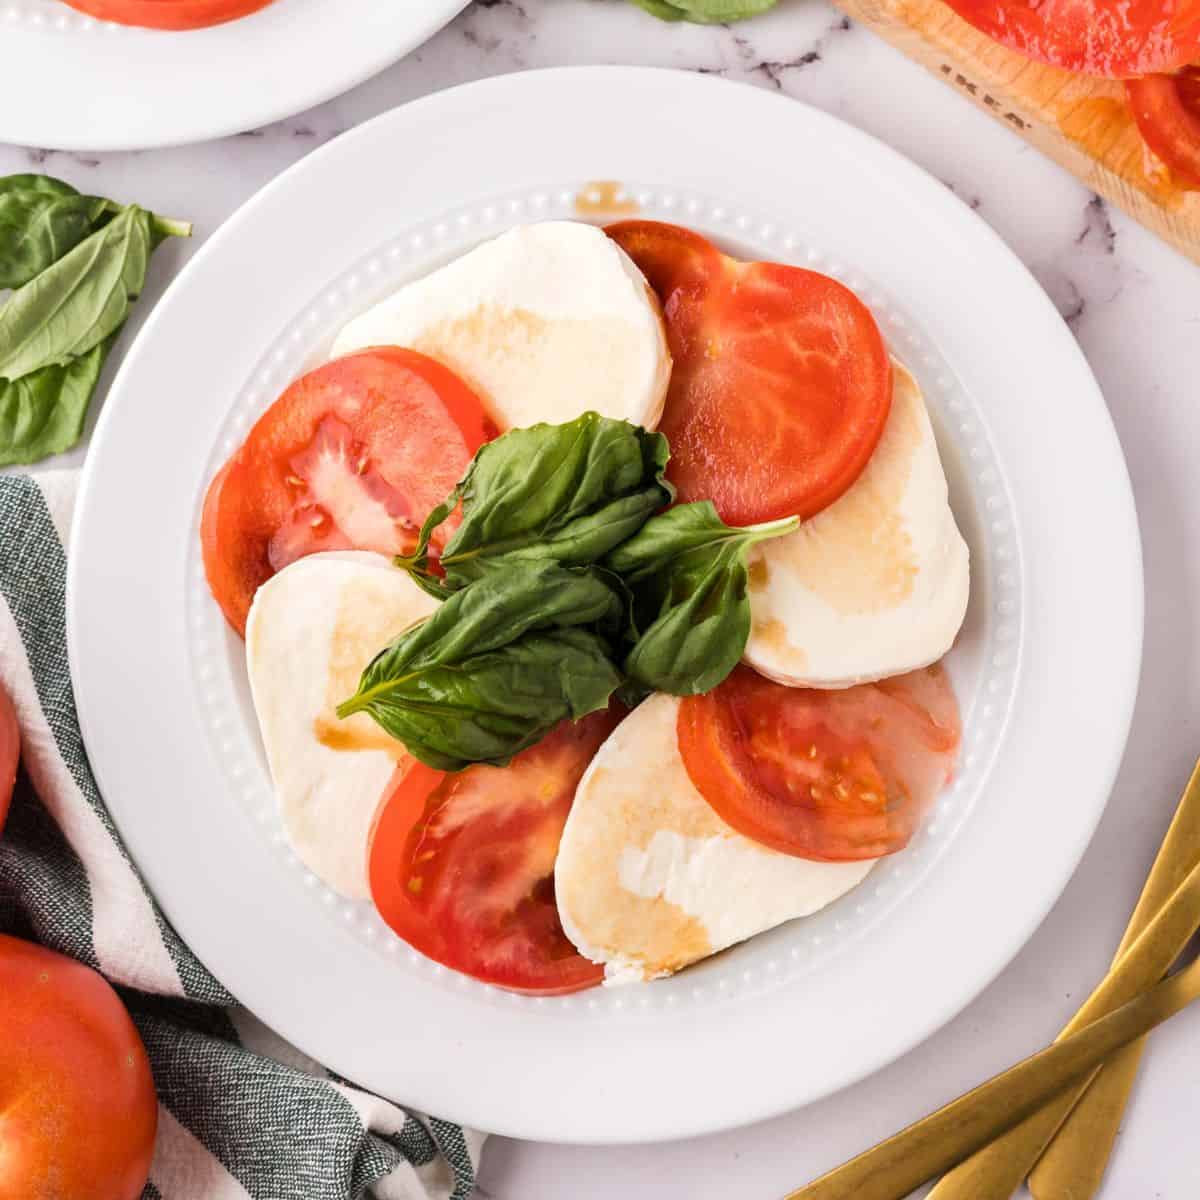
[608,501,798,695]
[336,563,624,771]
[340,412,804,768]
[396,412,672,598]
[0,176,190,467]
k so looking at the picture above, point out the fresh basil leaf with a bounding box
[0,204,159,381]
[396,412,673,591]
[0,176,119,291]
[612,501,798,695]
[337,628,621,772]
[628,0,687,19]
[628,0,777,21]
[361,561,623,673]
[623,538,753,695]
[674,0,779,18]
[0,194,189,467]
[337,563,624,770]
[0,338,110,468]
[0,176,77,202]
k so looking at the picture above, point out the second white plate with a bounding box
[0,0,467,150]
[68,67,1142,1143]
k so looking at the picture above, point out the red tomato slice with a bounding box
[678,664,961,861]
[608,220,892,527]
[1127,69,1200,189]
[58,0,274,28]
[0,683,17,838]
[369,709,624,995]
[941,0,1200,78]
[202,347,496,636]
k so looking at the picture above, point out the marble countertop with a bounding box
[7,2,1200,1196]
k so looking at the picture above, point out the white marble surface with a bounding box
[7,2,1200,1196]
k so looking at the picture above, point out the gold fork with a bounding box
[785,762,1200,1200]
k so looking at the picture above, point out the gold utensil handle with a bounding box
[785,865,1200,1200]
[1029,1043,1142,1199]
[924,770,1200,1200]
[1029,759,1200,1200]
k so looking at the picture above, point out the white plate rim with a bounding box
[0,0,468,152]
[67,66,1144,1143]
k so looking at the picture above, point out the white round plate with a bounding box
[0,0,467,151]
[68,67,1142,1143]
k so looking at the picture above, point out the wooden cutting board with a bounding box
[833,0,1200,264]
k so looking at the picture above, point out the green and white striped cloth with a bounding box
[0,470,484,1200]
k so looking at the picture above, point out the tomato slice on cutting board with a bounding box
[941,0,1200,78]
[678,664,961,861]
[0,683,17,838]
[59,0,275,28]
[202,347,496,636]
[607,220,892,528]
[369,708,625,995]
[1127,69,1200,189]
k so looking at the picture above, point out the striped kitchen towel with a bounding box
[0,470,484,1200]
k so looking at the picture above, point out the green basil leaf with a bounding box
[628,0,687,19]
[0,176,119,291]
[628,0,777,21]
[623,539,753,695]
[396,412,673,590]
[0,192,189,467]
[0,337,110,468]
[0,204,159,381]
[337,628,621,772]
[613,501,799,695]
[0,176,77,201]
[675,0,778,17]
[336,563,624,770]
[362,561,623,674]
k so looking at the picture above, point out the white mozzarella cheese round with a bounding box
[331,221,671,432]
[245,551,437,898]
[556,694,874,984]
[744,361,969,689]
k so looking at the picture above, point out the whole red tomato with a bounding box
[0,935,158,1200]
[0,681,16,836]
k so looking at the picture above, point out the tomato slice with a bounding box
[678,664,961,861]
[607,220,892,527]
[1127,69,1200,189]
[0,683,17,838]
[202,347,496,636]
[940,0,1200,78]
[368,708,624,995]
[58,0,275,28]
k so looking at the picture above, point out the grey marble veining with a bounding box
[6,3,1200,1196]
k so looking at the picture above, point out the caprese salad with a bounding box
[944,0,1200,191]
[202,218,970,994]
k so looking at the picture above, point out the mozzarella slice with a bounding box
[331,221,671,431]
[556,695,874,983]
[245,551,437,898]
[745,361,969,689]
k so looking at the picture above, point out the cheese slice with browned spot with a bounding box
[744,361,969,689]
[556,694,874,983]
[331,221,671,433]
[245,551,437,898]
